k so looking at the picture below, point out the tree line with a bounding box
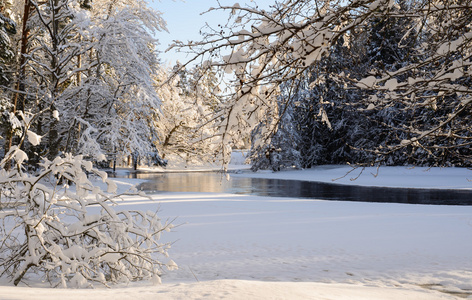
[174,0,472,171]
[0,0,220,168]
[250,0,472,170]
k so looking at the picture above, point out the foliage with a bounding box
[174,0,472,169]
[154,65,221,166]
[1,0,167,162]
[249,97,302,171]
[0,112,176,287]
[0,7,16,86]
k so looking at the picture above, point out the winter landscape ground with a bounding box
[1,156,472,300]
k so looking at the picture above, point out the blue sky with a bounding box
[150,0,274,65]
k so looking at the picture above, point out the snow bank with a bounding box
[234,165,472,189]
[0,280,455,300]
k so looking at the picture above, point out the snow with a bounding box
[357,75,377,88]
[0,280,458,299]
[26,130,42,146]
[2,161,472,299]
[384,78,399,91]
[13,148,28,164]
[52,110,60,121]
[233,164,472,190]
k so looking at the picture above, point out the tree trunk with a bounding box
[6,0,32,158]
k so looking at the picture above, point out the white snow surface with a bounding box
[2,160,472,299]
[233,165,472,190]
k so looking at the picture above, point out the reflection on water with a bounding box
[118,171,472,205]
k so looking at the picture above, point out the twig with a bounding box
[188,266,199,282]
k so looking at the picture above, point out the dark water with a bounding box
[117,171,472,206]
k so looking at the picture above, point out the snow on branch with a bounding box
[0,153,176,287]
[169,0,397,166]
[0,111,176,287]
[172,0,472,167]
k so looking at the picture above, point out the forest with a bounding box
[1,0,471,173]
[0,0,471,288]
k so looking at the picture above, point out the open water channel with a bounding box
[115,171,472,206]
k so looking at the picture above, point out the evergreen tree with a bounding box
[0,1,17,147]
[248,0,468,170]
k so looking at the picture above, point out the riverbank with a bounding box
[233,165,472,190]
[134,150,472,190]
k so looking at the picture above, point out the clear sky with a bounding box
[149,0,274,66]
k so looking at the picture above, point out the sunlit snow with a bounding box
[2,159,471,299]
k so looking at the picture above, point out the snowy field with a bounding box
[1,163,472,299]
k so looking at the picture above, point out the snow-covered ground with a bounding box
[233,164,472,190]
[2,158,472,299]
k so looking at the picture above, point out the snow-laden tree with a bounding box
[154,64,221,166]
[353,0,472,166]
[0,1,16,88]
[62,0,166,160]
[1,0,166,163]
[0,0,177,288]
[0,111,176,287]
[171,0,382,166]
[279,8,418,168]
[0,1,17,147]
[249,96,302,171]
[173,0,472,168]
